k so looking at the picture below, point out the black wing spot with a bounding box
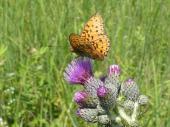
[85,30,89,33]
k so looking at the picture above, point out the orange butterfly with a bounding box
[69,13,110,60]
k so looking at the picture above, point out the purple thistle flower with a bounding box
[97,85,118,109]
[108,64,121,76]
[74,91,98,108]
[74,91,88,105]
[85,77,118,109]
[100,64,121,83]
[97,85,109,98]
[64,57,93,85]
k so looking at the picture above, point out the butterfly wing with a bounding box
[81,13,105,41]
[69,13,110,60]
[82,34,110,60]
[80,14,110,60]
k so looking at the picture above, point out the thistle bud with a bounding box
[84,77,104,98]
[98,115,110,125]
[97,85,117,109]
[138,95,148,105]
[108,64,121,77]
[76,108,98,123]
[121,79,139,101]
[97,85,109,98]
[74,91,97,108]
[74,91,88,104]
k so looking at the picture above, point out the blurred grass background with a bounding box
[0,0,170,126]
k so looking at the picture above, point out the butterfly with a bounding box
[69,13,110,60]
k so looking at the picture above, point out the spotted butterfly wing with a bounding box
[69,13,110,60]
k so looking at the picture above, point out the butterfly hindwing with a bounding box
[83,34,110,60]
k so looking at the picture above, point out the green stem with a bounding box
[117,102,139,126]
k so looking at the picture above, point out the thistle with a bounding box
[64,57,93,85]
[64,57,149,127]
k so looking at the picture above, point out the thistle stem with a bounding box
[131,102,139,121]
[117,106,132,123]
[117,102,139,126]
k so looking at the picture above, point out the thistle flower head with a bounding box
[121,78,139,101]
[97,84,118,109]
[64,57,148,126]
[74,91,97,108]
[64,57,93,85]
[85,77,104,98]
[97,85,109,98]
[108,64,121,77]
[85,77,118,109]
[104,74,121,92]
[74,91,88,105]
[76,108,98,123]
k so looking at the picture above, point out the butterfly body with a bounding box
[69,14,110,60]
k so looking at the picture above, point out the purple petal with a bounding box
[64,57,93,85]
[74,91,88,104]
[108,64,121,76]
[97,85,109,98]
[125,78,135,85]
[74,90,98,108]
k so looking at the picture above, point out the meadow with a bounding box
[0,0,170,126]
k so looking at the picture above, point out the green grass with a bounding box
[0,0,170,126]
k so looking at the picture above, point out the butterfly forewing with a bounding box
[81,14,104,40]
